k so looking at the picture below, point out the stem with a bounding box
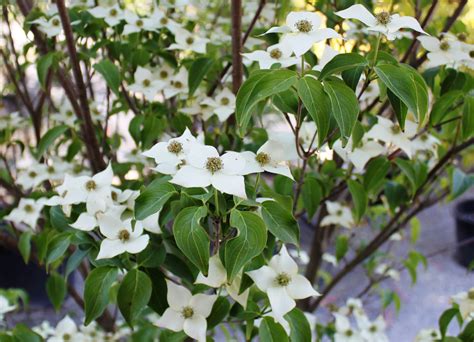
[371,33,382,68]
[230,0,243,94]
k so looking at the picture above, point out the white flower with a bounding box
[138,211,162,234]
[53,164,113,215]
[240,140,294,180]
[47,315,83,342]
[155,281,217,342]
[33,321,55,339]
[195,254,249,308]
[30,15,63,38]
[200,88,236,122]
[356,315,389,342]
[414,328,441,342]
[246,245,319,319]
[112,188,140,210]
[242,43,299,69]
[451,288,474,319]
[260,132,299,162]
[333,138,385,171]
[70,204,126,232]
[123,13,156,35]
[322,253,338,266]
[333,313,363,342]
[265,11,340,56]
[70,0,95,8]
[321,201,354,228]
[417,36,469,68]
[88,4,126,26]
[128,67,165,101]
[168,28,209,53]
[335,4,427,40]
[170,144,247,198]
[164,68,189,99]
[375,263,400,281]
[16,163,49,189]
[143,128,199,175]
[180,96,216,119]
[0,295,15,321]
[146,9,181,33]
[4,198,44,231]
[338,298,366,317]
[96,215,149,259]
[365,117,416,158]
[313,45,339,71]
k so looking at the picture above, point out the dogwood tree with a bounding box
[0,0,473,340]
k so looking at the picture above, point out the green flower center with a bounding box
[118,229,130,241]
[369,325,377,333]
[420,134,429,141]
[206,157,223,173]
[28,171,37,178]
[220,97,230,106]
[174,81,183,89]
[73,165,82,174]
[295,20,313,33]
[345,329,353,337]
[142,79,151,87]
[111,191,118,201]
[275,272,291,287]
[391,125,401,134]
[85,180,97,191]
[181,306,194,319]
[110,8,118,16]
[66,110,74,117]
[439,40,450,51]
[467,289,474,300]
[431,331,438,337]
[336,209,343,216]
[52,18,60,26]
[136,19,144,27]
[47,166,55,173]
[270,48,282,59]
[160,18,168,25]
[256,152,270,166]
[24,204,34,213]
[457,33,467,42]
[469,51,474,58]
[160,70,169,79]
[186,37,194,45]
[63,333,71,341]
[375,11,391,25]
[167,141,183,154]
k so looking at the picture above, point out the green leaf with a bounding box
[462,96,474,140]
[259,317,289,342]
[342,66,365,91]
[272,88,299,114]
[301,176,322,219]
[137,241,166,268]
[117,269,152,326]
[261,200,299,246]
[430,90,463,125]
[395,159,428,194]
[451,168,474,199]
[18,232,32,264]
[36,125,69,159]
[387,89,408,129]
[236,70,298,135]
[45,232,72,266]
[335,235,349,261]
[46,273,66,312]
[410,217,421,244]
[188,57,214,96]
[297,76,331,145]
[145,268,168,315]
[93,60,121,96]
[347,179,367,223]
[459,320,474,341]
[319,53,367,80]
[363,157,390,195]
[11,324,42,342]
[84,266,118,325]
[323,79,359,138]
[375,64,429,125]
[135,177,176,220]
[384,181,409,212]
[284,308,311,342]
[225,209,267,281]
[207,297,231,329]
[439,308,461,338]
[65,247,90,278]
[37,52,58,89]
[173,206,210,274]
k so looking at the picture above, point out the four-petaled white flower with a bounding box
[265,12,340,56]
[16,163,49,189]
[0,295,15,322]
[96,214,149,259]
[200,88,236,122]
[451,288,474,319]
[123,13,156,35]
[164,68,189,99]
[417,36,470,68]
[47,315,82,342]
[240,140,294,180]
[128,67,165,101]
[242,43,299,69]
[335,4,427,40]
[195,254,249,308]
[247,245,319,319]
[333,313,363,342]
[333,138,385,172]
[321,201,354,228]
[4,198,44,231]
[414,329,441,342]
[71,204,126,232]
[30,15,63,38]
[143,128,199,175]
[171,144,247,198]
[155,281,217,342]
[313,45,339,71]
[89,4,126,26]
[356,315,389,342]
[168,28,209,54]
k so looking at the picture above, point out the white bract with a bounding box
[4,198,44,231]
[335,4,427,40]
[30,15,63,37]
[128,67,165,101]
[16,163,49,189]
[200,88,236,122]
[156,281,217,342]
[417,36,469,68]
[321,201,354,228]
[356,315,389,342]
[88,4,126,26]
[168,28,209,53]
[47,315,83,342]
[414,329,441,342]
[333,138,385,171]
[313,45,339,71]
[247,245,319,319]
[96,214,149,259]
[164,68,189,99]
[143,128,199,175]
[195,254,249,308]
[70,204,126,232]
[170,144,247,198]
[333,313,363,342]
[265,11,340,56]
[242,43,299,69]
[0,295,15,321]
[451,288,474,319]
